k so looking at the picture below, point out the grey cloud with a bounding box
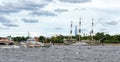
[0,0,50,14]
[22,18,39,23]
[91,8,120,15]
[30,10,57,16]
[74,8,87,11]
[0,16,10,23]
[55,9,68,13]
[44,0,53,2]
[100,28,107,31]
[0,6,19,14]
[98,18,120,26]
[18,0,47,10]
[0,27,9,30]
[0,16,18,27]
[3,23,18,27]
[55,27,63,30]
[59,0,91,3]
[81,8,87,10]
[106,20,119,25]
[98,18,104,21]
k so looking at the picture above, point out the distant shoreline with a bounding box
[88,43,120,46]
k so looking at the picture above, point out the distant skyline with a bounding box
[0,0,120,37]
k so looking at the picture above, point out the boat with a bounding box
[21,37,51,48]
[72,42,87,45]
[21,37,44,48]
[63,39,77,45]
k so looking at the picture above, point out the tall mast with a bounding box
[70,20,73,39]
[91,18,94,41]
[79,17,81,41]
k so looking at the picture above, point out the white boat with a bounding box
[27,38,44,47]
[72,42,87,45]
[21,38,45,48]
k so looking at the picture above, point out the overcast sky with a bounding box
[0,0,120,37]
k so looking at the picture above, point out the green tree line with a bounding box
[10,32,120,43]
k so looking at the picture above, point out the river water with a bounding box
[0,45,120,62]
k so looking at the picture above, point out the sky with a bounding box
[0,0,120,37]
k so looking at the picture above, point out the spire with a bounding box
[28,32,30,38]
[75,25,77,36]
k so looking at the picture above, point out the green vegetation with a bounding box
[39,36,45,43]
[9,32,120,43]
[51,35,64,43]
[12,36,28,42]
[93,32,120,43]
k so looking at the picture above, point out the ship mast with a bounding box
[91,18,94,41]
[79,17,81,41]
[70,20,73,40]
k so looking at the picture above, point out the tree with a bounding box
[51,35,64,43]
[93,32,105,43]
[12,36,27,42]
[94,32,104,40]
[39,36,45,43]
